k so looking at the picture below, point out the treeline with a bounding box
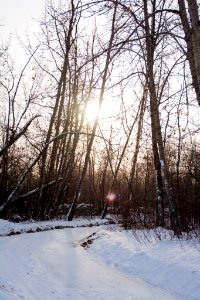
[1,144,199,230]
[0,0,200,235]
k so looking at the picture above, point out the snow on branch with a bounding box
[14,178,63,201]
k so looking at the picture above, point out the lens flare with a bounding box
[106,193,116,203]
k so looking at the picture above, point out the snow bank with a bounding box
[1,218,200,299]
[0,218,111,236]
[0,219,15,237]
[0,226,181,300]
[87,228,200,300]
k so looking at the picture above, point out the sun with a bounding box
[85,101,100,123]
[85,99,119,124]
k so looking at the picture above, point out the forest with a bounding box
[0,0,200,236]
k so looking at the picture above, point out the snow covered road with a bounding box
[0,227,183,300]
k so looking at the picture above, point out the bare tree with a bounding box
[0,45,41,216]
[178,0,200,106]
[143,0,180,233]
[67,3,119,221]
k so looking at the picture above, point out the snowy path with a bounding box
[0,227,182,300]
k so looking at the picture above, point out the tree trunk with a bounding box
[144,0,180,233]
[178,0,200,105]
[129,84,147,196]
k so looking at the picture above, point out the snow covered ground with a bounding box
[87,228,200,300]
[0,218,200,299]
[0,217,110,236]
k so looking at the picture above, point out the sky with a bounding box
[0,0,46,69]
[0,0,45,43]
[0,0,199,140]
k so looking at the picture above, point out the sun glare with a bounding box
[85,99,119,124]
[85,102,100,123]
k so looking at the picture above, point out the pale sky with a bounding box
[0,0,45,40]
[0,0,46,66]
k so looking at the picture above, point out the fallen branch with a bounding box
[14,178,63,201]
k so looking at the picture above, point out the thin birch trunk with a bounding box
[102,86,147,219]
[129,84,147,196]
